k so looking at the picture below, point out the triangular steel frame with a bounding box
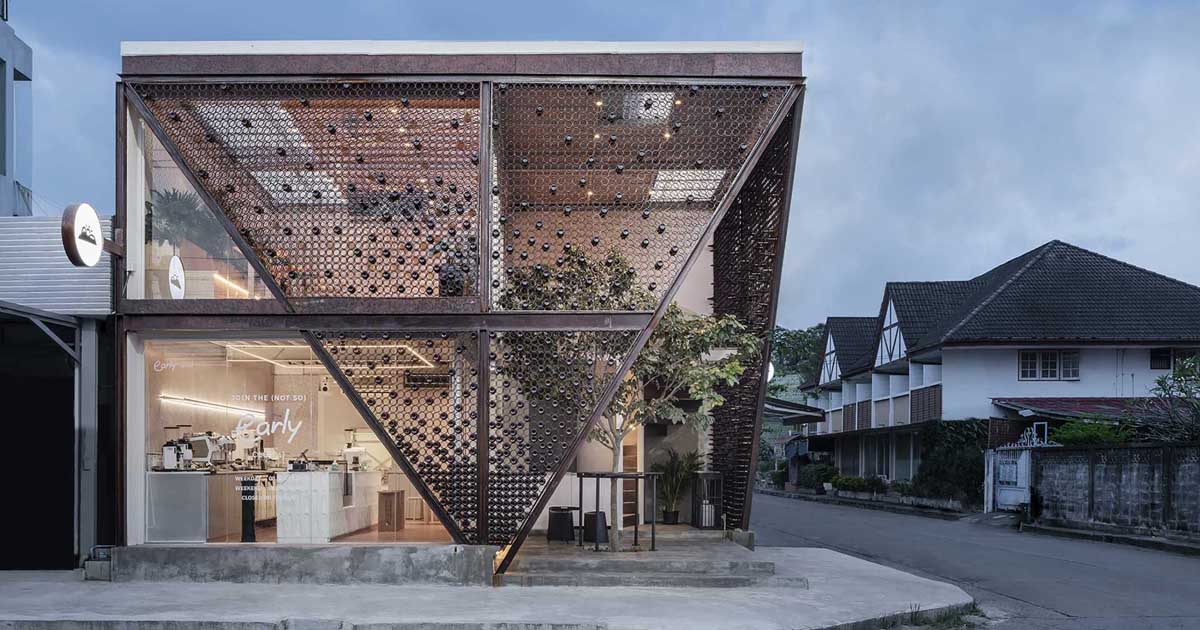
[123,78,801,565]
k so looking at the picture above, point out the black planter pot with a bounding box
[662,510,680,525]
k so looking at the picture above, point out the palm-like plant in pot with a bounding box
[650,448,703,524]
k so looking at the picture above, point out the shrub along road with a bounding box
[751,491,1200,629]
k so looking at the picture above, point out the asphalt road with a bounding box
[750,492,1200,629]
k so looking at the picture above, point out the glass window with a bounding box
[127,108,272,300]
[1150,348,1173,370]
[1019,351,1039,380]
[139,336,452,544]
[1060,351,1080,380]
[1039,352,1058,379]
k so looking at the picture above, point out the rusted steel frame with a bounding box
[479,81,493,312]
[119,74,797,88]
[121,311,652,333]
[122,84,293,311]
[476,329,490,544]
[300,330,469,544]
[493,85,801,574]
[740,88,806,528]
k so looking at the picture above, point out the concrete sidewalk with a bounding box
[0,548,970,630]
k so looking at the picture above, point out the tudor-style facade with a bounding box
[798,240,1200,481]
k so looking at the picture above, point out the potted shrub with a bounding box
[651,448,703,524]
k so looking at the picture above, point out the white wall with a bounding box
[889,374,909,396]
[672,235,713,316]
[942,346,1166,419]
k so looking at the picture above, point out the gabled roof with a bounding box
[825,316,878,376]
[914,240,1200,350]
[884,280,979,350]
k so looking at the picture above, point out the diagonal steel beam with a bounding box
[493,85,802,574]
[301,330,470,544]
[123,84,293,311]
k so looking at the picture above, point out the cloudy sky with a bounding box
[13,1,1200,328]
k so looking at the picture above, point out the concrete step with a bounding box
[515,556,775,575]
[498,571,808,588]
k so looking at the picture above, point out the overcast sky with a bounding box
[13,1,1200,328]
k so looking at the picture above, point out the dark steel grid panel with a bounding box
[488,82,787,310]
[129,81,482,301]
[709,109,797,530]
[310,330,482,542]
[486,329,639,544]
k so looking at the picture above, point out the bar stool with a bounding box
[582,511,608,544]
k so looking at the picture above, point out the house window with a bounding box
[1151,348,1199,371]
[1019,351,1039,380]
[1150,348,1172,370]
[1060,351,1080,379]
[1018,350,1080,381]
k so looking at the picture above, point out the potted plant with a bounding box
[650,448,703,524]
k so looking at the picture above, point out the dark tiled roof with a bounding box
[992,397,1146,420]
[885,281,979,349]
[826,316,879,375]
[914,240,1200,349]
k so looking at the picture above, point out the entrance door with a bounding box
[622,443,638,527]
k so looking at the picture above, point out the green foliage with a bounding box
[832,475,868,492]
[757,436,775,473]
[796,463,837,489]
[1128,356,1200,443]
[595,302,761,451]
[864,476,888,494]
[147,188,236,259]
[497,247,655,312]
[771,467,788,489]
[891,481,914,496]
[1050,419,1134,446]
[911,420,988,506]
[650,448,703,512]
[771,323,826,381]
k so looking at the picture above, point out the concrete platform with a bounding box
[111,544,499,586]
[500,539,798,587]
[0,548,972,630]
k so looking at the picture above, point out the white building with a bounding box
[0,12,32,216]
[799,240,1200,481]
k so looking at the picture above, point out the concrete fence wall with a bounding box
[1032,443,1200,539]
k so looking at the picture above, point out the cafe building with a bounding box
[105,41,804,578]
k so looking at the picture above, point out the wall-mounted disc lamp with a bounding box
[62,203,123,267]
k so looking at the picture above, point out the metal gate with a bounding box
[985,424,1057,513]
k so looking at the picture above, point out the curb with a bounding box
[0,623,606,630]
[756,488,972,522]
[1018,522,1200,557]
[809,602,976,630]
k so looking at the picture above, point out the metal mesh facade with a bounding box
[489,83,787,310]
[312,330,482,541]
[710,110,797,529]
[131,82,482,301]
[123,76,800,569]
[487,329,639,544]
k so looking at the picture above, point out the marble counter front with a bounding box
[275,471,381,543]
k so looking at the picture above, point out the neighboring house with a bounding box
[799,240,1200,481]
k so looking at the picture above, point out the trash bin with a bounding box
[583,510,608,544]
[547,506,577,542]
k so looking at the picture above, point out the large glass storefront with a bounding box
[137,335,450,544]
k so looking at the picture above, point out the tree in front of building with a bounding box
[1129,356,1200,442]
[768,323,825,395]
[591,302,759,550]
[495,249,757,550]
